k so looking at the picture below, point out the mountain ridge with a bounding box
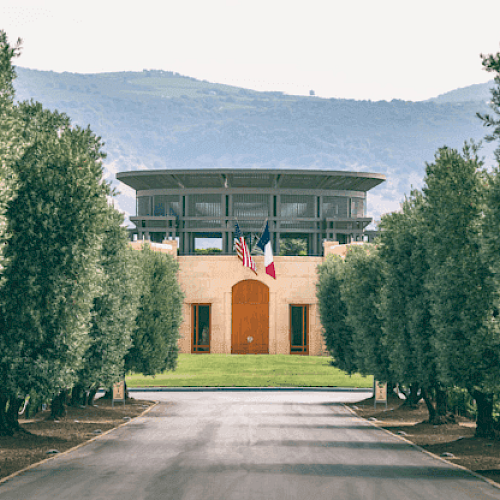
[12,67,497,224]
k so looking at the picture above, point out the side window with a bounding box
[192,304,210,353]
[290,305,308,354]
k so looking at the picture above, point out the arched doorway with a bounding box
[232,280,269,354]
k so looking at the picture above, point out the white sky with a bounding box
[2,0,500,101]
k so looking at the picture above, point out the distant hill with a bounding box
[426,81,494,104]
[13,67,497,225]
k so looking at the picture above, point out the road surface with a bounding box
[1,390,499,500]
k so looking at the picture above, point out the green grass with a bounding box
[126,354,373,388]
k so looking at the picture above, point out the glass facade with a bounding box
[233,194,269,219]
[322,197,349,218]
[138,196,151,216]
[122,170,382,255]
[188,194,221,218]
[153,195,180,217]
[351,197,365,218]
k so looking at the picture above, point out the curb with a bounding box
[0,401,159,486]
[126,387,374,393]
[343,404,500,491]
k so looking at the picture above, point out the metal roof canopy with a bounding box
[116,169,386,192]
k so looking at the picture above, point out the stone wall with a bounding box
[131,240,361,355]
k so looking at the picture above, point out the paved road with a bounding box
[1,390,500,500]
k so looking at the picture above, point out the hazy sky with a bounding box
[2,0,500,101]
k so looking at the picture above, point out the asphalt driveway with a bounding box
[1,390,499,500]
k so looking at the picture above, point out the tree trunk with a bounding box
[430,386,453,424]
[421,387,436,423]
[472,390,495,438]
[6,397,24,434]
[51,390,68,419]
[0,393,11,435]
[70,384,85,406]
[87,386,99,406]
[403,384,421,408]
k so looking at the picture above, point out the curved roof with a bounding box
[117,169,386,192]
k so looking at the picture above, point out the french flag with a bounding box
[256,221,276,279]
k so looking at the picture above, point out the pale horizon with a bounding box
[2,0,500,102]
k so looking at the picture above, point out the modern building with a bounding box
[118,169,385,355]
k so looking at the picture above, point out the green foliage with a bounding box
[0,31,22,268]
[279,238,307,256]
[77,207,141,391]
[422,145,498,392]
[125,245,184,376]
[194,247,221,255]
[478,49,500,161]
[447,387,476,418]
[316,246,392,380]
[378,191,437,389]
[483,166,500,358]
[340,245,391,381]
[0,100,110,401]
[316,255,357,374]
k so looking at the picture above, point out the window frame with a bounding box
[191,303,211,353]
[289,304,309,355]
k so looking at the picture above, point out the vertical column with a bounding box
[223,194,229,254]
[228,194,234,255]
[275,194,281,255]
[222,232,227,255]
[183,195,188,255]
[183,232,189,255]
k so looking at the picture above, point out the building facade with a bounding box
[120,169,385,355]
[117,169,385,254]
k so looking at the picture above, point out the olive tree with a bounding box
[72,207,141,406]
[378,192,448,421]
[423,144,498,437]
[0,101,110,429]
[125,244,184,376]
[316,255,358,374]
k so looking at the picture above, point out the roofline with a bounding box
[117,168,386,182]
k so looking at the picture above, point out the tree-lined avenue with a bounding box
[1,391,499,500]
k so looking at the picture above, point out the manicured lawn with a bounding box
[126,354,373,388]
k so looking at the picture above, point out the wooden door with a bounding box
[232,280,269,354]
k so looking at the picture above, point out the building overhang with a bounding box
[117,168,386,192]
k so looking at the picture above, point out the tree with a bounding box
[422,144,498,437]
[0,31,21,264]
[340,245,393,382]
[0,101,110,430]
[72,207,141,406]
[378,192,447,422]
[279,238,307,256]
[316,255,358,374]
[478,48,500,161]
[125,244,184,376]
[0,31,23,434]
[480,161,500,438]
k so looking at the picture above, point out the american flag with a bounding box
[234,221,257,274]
